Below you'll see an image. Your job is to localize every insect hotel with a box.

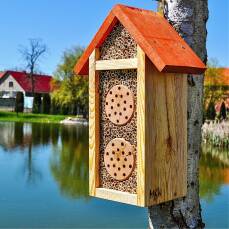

[75,4,206,207]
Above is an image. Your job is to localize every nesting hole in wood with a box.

[105,85,134,125]
[104,138,135,181]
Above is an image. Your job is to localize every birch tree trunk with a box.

[148,0,208,228]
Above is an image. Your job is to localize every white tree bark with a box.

[148,0,208,228]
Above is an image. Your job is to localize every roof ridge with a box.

[6,70,52,78]
[115,4,156,15]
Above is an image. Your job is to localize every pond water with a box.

[0,122,228,229]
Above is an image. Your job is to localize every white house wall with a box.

[0,74,25,96]
[0,74,33,109]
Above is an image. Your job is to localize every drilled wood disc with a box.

[105,85,134,125]
[104,138,135,181]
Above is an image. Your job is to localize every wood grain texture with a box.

[136,45,146,206]
[95,58,138,70]
[95,188,137,205]
[89,47,187,207]
[145,57,187,206]
[89,49,100,196]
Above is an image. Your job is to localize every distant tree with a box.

[51,99,61,115]
[51,47,88,117]
[219,102,227,120]
[19,39,47,96]
[14,92,24,114]
[206,101,216,120]
[53,46,84,81]
[32,93,41,113]
[60,104,70,115]
[204,59,224,110]
[42,93,51,114]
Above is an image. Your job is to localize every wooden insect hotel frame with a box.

[75,4,206,207]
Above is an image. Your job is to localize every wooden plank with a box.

[136,45,146,207]
[89,49,100,196]
[95,58,138,70]
[145,56,187,206]
[95,188,137,205]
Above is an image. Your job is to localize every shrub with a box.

[14,92,24,113]
[42,93,51,114]
[205,101,216,120]
[61,104,70,115]
[32,93,42,113]
[219,102,227,120]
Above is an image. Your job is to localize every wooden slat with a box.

[145,57,187,206]
[136,45,146,207]
[89,49,100,196]
[95,188,137,205]
[95,58,138,70]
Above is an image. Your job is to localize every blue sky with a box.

[0,0,228,75]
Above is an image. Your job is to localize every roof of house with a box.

[205,68,229,86]
[75,4,206,75]
[0,72,5,78]
[0,70,52,93]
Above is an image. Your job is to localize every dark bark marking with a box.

[187,111,190,120]
[170,201,188,229]
[187,75,195,87]
[194,120,199,126]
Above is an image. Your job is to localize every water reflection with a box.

[50,125,89,199]
[0,122,89,198]
[0,122,44,184]
[0,122,228,202]
[0,122,53,150]
[200,144,229,202]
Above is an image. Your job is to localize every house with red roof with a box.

[0,70,52,109]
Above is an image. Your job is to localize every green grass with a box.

[0,111,67,124]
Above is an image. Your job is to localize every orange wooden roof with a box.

[75,4,206,75]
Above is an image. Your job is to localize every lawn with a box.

[0,111,67,123]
